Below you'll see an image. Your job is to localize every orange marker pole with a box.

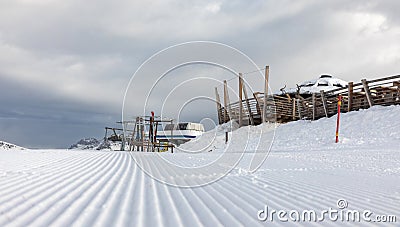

[335,95,342,143]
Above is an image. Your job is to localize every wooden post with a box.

[223,80,233,122]
[238,73,243,127]
[297,98,301,119]
[242,79,255,125]
[223,80,228,123]
[215,87,222,124]
[312,93,316,120]
[394,81,400,104]
[361,79,374,107]
[348,82,353,112]
[292,98,296,120]
[253,92,262,117]
[262,65,269,123]
[320,90,328,118]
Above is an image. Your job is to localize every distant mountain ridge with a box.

[69,138,100,150]
[69,137,121,151]
[0,141,26,150]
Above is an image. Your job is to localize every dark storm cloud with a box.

[0,0,399,148]
[0,76,119,148]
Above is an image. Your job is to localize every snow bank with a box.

[273,105,400,151]
[178,119,277,153]
[284,75,348,95]
[180,105,400,152]
[177,120,240,152]
[0,141,25,150]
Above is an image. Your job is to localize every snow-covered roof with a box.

[284,75,348,95]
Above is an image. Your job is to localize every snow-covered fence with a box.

[218,75,400,124]
[305,74,400,120]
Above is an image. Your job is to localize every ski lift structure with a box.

[108,112,175,152]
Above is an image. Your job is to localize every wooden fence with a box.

[218,75,400,125]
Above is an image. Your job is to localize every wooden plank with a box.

[312,93,316,120]
[348,82,353,112]
[214,87,223,124]
[242,78,255,125]
[292,98,296,120]
[320,90,328,117]
[367,75,400,84]
[253,92,262,117]
[223,80,230,123]
[361,79,374,107]
[297,98,301,119]
[223,99,231,120]
[396,81,400,104]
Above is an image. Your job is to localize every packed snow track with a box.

[0,149,399,226]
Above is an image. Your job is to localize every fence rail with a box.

[218,75,400,124]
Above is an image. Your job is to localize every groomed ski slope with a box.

[0,105,399,226]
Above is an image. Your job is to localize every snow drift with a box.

[284,74,348,95]
[0,141,25,150]
[180,105,400,152]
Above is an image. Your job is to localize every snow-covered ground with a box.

[0,141,25,150]
[0,106,399,226]
[180,105,400,153]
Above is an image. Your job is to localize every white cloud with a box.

[205,2,221,14]
[351,12,389,34]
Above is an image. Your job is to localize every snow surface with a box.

[284,75,348,95]
[0,105,399,226]
[180,105,400,153]
[0,141,25,150]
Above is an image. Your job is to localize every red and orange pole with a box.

[335,95,342,143]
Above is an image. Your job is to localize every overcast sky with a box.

[1,0,399,148]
